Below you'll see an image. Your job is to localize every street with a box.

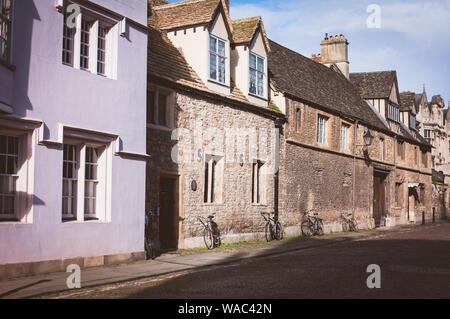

[45,222,450,299]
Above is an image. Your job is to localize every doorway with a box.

[373,172,387,227]
[159,177,178,251]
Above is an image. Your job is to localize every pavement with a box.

[0,221,447,299]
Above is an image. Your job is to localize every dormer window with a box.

[387,102,400,122]
[209,34,226,84]
[249,52,265,97]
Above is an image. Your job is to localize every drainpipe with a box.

[352,120,359,216]
[274,118,284,218]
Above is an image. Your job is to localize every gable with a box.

[210,10,229,40]
[250,29,266,57]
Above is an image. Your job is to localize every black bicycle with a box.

[301,212,324,237]
[261,212,283,242]
[341,212,358,232]
[198,214,221,250]
[145,212,156,260]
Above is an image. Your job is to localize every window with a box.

[97,25,107,75]
[147,90,172,128]
[380,138,385,161]
[252,161,264,204]
[295,108,301,132]
[397,141,405,160]
[204,155,223,204]
[424,129,433,139]
[387,103,400,122]
[341,124,350,151]
[61,4,113,77]
[0,135,17,218]
[249,52,264,97]
[62,141,109,221]
[422,150,428,168]
[84,147,99,218]
[317,115,328,145]
[414,147,418,164]
[409,114,416,130]
[209,34,226,84]
[80,18,91,70]
[395,183,402,207]
[419,185,425,204]
[62,144,78,219]
[0,0,12,63]
[62,9,75,66]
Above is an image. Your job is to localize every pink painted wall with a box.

[0,0,148,264]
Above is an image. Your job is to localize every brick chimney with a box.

[320,34,349,78]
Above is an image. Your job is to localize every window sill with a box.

[147,124,172,132]
[248,92,268,102]
[207,79,230,89]
[0,218,20,223]
[0,58,16,72]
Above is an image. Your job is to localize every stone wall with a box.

[147,85,277,249]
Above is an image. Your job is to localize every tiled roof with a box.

[349,71,397,99]
[268,40,388,130]
[400,91,417,113]
[152,0,232,33]
[232,17,270,51]
[147,26,207,91]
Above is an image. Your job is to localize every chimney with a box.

[320,33,349,78]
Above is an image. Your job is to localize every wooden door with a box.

[159,178,177,250]
[373,173,386,227]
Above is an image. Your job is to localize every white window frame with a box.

[208,33,227,84]
[62,2,116,78]
[0,127,34,223]
[249,52,265,97]
[62,139,110,222]
[203,154,223,204]
[341,123,350,151]
[317,115,328,145]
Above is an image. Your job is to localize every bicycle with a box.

[145,212,156,260]
[198,214,221,250]
[341,212,358,232]
[261,212,283,242]
[301,212,324,237]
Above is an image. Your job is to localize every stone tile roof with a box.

[400,91,417,114]
[231,17,270,51]
[349,71,397,100]
[147,26,208,91]
[268,40,387,130]
[151,0,232,33]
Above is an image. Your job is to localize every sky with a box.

[172,0,450,105]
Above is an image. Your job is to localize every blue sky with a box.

[172,0,450,104]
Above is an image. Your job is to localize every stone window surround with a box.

[203,154,224,205]
[251,159,267,205]
[147,85,175,130]
[317,114,329,146]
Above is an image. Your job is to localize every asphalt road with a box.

[50,223,450,299]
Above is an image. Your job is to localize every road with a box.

[47,222,450,299]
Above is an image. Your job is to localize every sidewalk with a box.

[0,222,445,299]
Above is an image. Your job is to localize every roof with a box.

[400,91,417,114]
[268,40,387,130]
[349,71,397,100]
[148,26,276,112]
[151,0,232,34]
[231,17,270,52]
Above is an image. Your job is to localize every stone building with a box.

[147,0,282,250]
[268,35,433,234]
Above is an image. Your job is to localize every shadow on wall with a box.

[12,0,40,117]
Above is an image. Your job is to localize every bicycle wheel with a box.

[301,220,314,237]
[265,222,273,242]
[316,219,324,236]
[275,221,283,240]
[342,220,349,232]
[204,228,214,250]
[349,220,358,232]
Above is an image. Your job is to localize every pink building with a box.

[0,0,149,278]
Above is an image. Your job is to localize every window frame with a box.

[317,115,328,145]
[249,51,265,97]
[62,8,75,66]
[203,155,223,204]
[208,33,227,84]
[0,134,19,220]
[251,160,265,205]
[147,88,174,129]
[341,123,350,151]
